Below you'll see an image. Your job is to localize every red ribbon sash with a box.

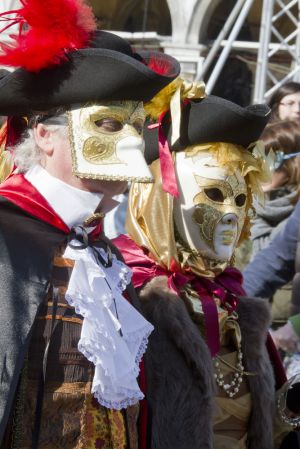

[113,234,244,357]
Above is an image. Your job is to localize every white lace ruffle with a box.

[63,243,153,410]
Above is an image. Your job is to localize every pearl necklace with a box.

[278,397,300,427]
[277,379,300,427]
[213,348,245,398]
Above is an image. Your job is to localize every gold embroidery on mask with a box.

[83,136,123,165]
[191,174,247,251]
[193,204,223,250]
[193,174,247,205]
[78,101,145,166]
[174,223,229,275]
[70,170,153,182]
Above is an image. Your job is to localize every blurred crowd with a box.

[241,82,300,375]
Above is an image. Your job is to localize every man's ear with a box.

[33,124,54,156]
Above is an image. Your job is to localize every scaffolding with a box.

[196,0,300,103]
[253,0,300,102]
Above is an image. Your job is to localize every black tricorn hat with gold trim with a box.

[144,95,271,164]
[0,0,180,115]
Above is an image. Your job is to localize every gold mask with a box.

[80,101,145,164]
[192,173,248,251]
[126,143,269,277]
[68,101,154,182]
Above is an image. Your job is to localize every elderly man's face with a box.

[36,123,128,196]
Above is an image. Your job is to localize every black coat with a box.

[0,195,141,446]
[0,196,67,444]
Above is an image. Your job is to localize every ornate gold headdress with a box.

[126,141,273,277]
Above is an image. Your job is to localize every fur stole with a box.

[139,276,275,449]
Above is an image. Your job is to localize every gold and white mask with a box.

[173,150,247,263]
[68,101,153,182]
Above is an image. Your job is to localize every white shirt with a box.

[25,164,103,229]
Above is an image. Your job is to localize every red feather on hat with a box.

[0,0,96,72]
[147,56,175,77]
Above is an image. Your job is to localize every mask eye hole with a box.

[204,187,224,203]
[235,193,246,207]
[94,118,123,132]
[132,119,144,135]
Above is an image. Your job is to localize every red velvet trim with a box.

[148,116,179,198]
[157,114,179,198]
[266,333,287,389]
[89,222,103,240]
[0,174,70,233]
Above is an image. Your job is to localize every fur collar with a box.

[139,276,275,449]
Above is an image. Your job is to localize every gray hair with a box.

[13,116,68,172]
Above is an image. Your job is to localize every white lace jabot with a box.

[64,244,153,409]
[25,164,154,409]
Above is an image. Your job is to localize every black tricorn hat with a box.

[144,95,271,164]
[0,31,180,116]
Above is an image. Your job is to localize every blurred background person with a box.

[251,120,300,327]
[251,119,300,259]
[236,83,300,272]
[243,198,300,374]
[268,81,300,122]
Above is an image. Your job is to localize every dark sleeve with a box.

[243,201,300,297]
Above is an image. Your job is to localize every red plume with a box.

[0,0,96,72]
[147,56,174,76]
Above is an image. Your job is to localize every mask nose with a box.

[221,213,238,226]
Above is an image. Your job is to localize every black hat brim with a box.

[0,48,180,115]
[144,95,271,164]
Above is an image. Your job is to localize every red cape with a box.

[0,174,69,233]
